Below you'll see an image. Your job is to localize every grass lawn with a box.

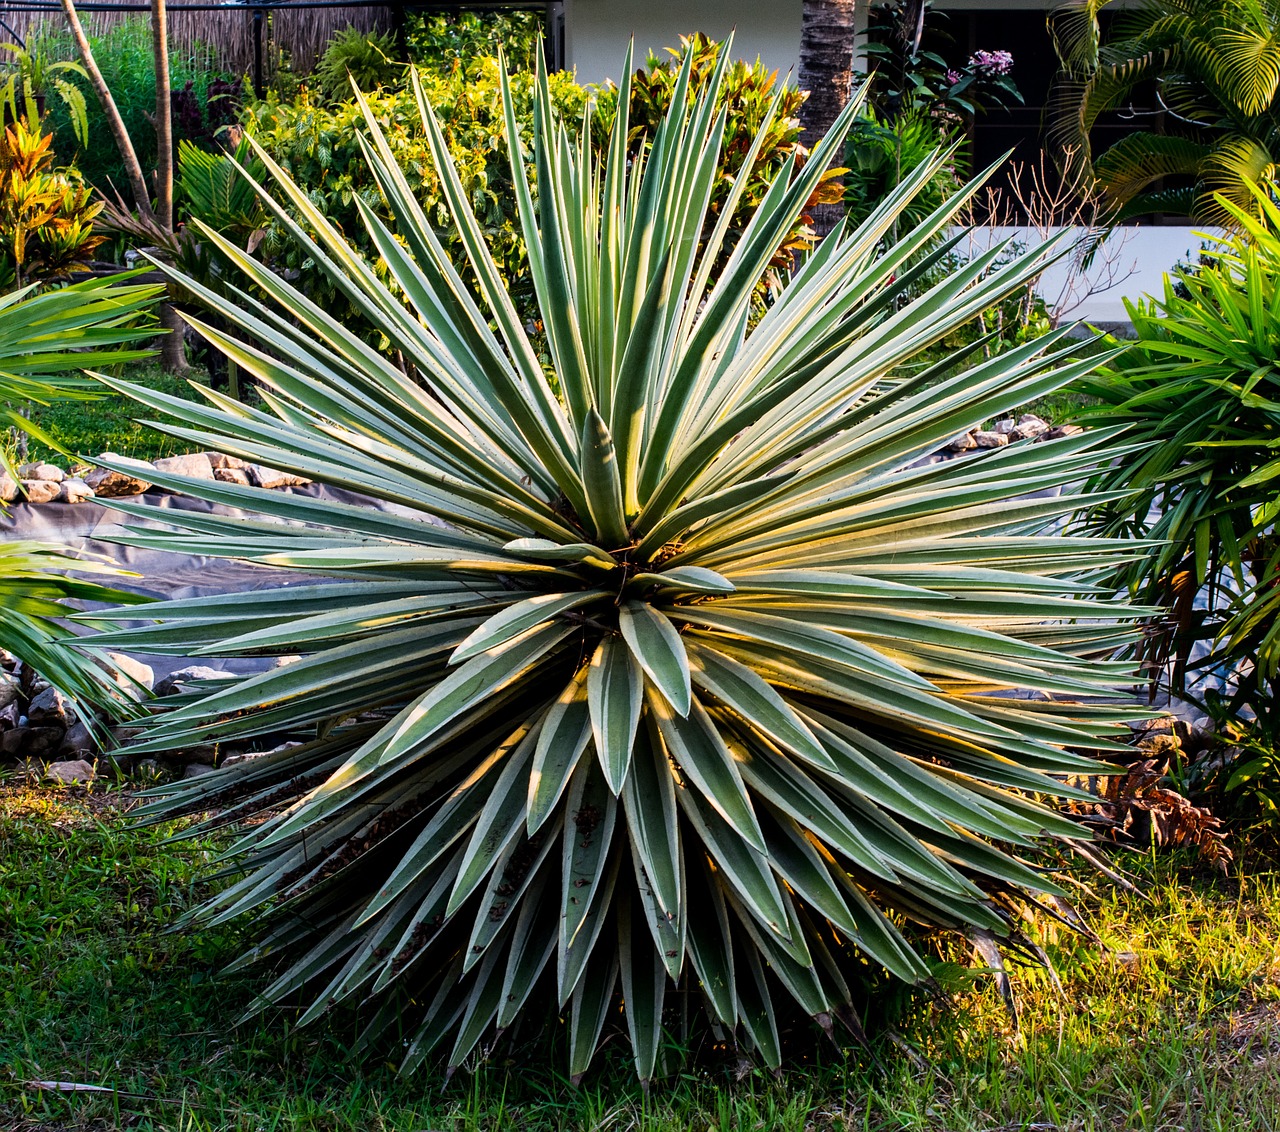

[11,363,211,468]
[1,782,1278,1131]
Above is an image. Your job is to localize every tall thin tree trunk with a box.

[152,0,187,373]
[151,0,173,232]
[59,0,154,221]
[798,0,859,238]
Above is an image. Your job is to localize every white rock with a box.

[248,464,310,489]
[20,479,60,504]
[1012,414,1050,440]
[946,432,978,452]
[45,759,96,783]
[18,462,64,483]
[57,478,94,504]
[0,474,17,502]
[992,418,1017,434]
[206,452,247,471]
[213,467,252,486]
[107,653,155,697]
[973,430,1010,448]
[153,452,215,481]
[0,674,18,710]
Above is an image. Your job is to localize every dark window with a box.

[867,5,1184,223]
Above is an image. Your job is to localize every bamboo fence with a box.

[0,0,390,74]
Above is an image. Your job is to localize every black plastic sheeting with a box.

[1,484,395,682]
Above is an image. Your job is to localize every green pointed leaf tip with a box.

[101,38,1144,1083]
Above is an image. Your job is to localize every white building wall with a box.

[564,0,803,87]
[956,226,1221,324]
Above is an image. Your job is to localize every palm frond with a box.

[0,275,162,708]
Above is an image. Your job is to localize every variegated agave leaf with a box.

[86,45,1144,1081]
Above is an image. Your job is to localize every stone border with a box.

[1,451,310,505]
[3,418,1077,505]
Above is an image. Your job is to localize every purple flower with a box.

[945,69,963,86]
[968,49,1014,77]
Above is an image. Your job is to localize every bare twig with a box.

[961,146,1140,326]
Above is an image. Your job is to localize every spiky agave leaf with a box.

[83,45,1147,1080]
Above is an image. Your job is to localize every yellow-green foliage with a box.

[592,34,823,277]
[0,120,103,288]
[244,60,589,320]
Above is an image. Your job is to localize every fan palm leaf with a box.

[0,276,162,711]
[1050,0,1280,224]
[86,47,1145,1080]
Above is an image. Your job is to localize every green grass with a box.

[2,781,1278,1130]
[12,363,211,468]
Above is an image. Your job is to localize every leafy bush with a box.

[0,40,90,147]
[1076,190,1280,732]
[244,58,587,322]
[91,50,1143,1081]
[315,26,401,105]
[247,36,823,330]
[593,34,825,286]
[405,8,544,73]
[27,18,233,193]
[844,109,962,233]
[0,121,103,288]
[0,276,161,708]
[861,0,1022,125]
[1049,0,1280,225]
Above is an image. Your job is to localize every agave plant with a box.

[0,276,161,708]
[86,46,1144,1080]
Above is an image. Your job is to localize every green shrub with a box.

[27,18,232,193]
[0,39,90,147]
[1049,0,1280,225]
[315,26,401,105]
[405,8,544,73]
[592,34,825,291]
[92,49,1142,1082]
[844,109,962,234]
[247,35,822,330]
[244,58,588,324]
[0,276,161,709]
[1076,188,1280,733]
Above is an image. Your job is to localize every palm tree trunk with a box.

[152,0,174,232]
[799,0,860,237]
